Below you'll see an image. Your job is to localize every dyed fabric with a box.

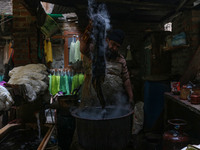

[44,40,53,63]
[0,81,6,87]
[79,74,84,85]
[51,75,60,95]
[3,42,9,64]
[68,75,73,94]
[60,76,67,95]
[74,40,81,62]
[0,75,4,82]
[49,73,84,95]
[65,75,70,95]
[71,74,84,94]
[69,42,75,63]
[71,74,79,94]
[48,75,52,93]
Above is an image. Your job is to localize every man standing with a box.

[80,23,134,107]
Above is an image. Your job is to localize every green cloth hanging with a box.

[60,75,67,94]
[71,74,79,94]
[48,75,52,94]
[68,75,73,94]
[71,74,85,94]
[51,75,60,95]
[0,75,4,82]
[65,75,70,95]
[79,74,84,85]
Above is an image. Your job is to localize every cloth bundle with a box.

[0,85,14,111]
[8,64,49,101]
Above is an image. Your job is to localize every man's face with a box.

[107,40,121,52]
[106,39,121,59]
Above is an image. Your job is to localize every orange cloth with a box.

[8,42,13,59]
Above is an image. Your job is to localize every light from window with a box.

[164,22,172,32]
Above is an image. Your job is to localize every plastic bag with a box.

[132,101,144,134]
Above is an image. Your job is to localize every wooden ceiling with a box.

[38,0,198,23]
[22,0,199,32]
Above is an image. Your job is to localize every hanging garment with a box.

[63,75,70,95]
[44,40,53,63]
[51,75,60,95]
[126,49,132,61]
[48,75,52,94]
[74,39,81,62]
[3,42,9,65]
[78,73,85,85]
[68,75,73,94]
[8,42,13,61]
[60,75,68,95]
[71,74,85,94]
[71,74,79,94]
[69,41,75,63]
[0,75,4,82]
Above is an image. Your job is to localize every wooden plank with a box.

[64,35,69,68]
[37,125,55,150]
[0,123,19,135]
[165,92,200,116]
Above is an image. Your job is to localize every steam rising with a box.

[88,0,111,32]
[87,0,111,78]
[77,0,133,119]
[75,106,131,120]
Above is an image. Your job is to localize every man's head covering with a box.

[107,29,125,45]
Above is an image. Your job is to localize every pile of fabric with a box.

[8,64,49,102]
[0,85,14,111]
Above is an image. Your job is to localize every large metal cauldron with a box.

[71,106,133,150]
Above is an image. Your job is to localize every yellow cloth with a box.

[44,40,53,63]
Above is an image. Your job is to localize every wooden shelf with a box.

[163,45,190,52]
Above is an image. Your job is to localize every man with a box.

[80,23,134,107]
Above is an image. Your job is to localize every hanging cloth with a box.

[78,73,85,85]
[74,39,81,62]
[71,74,79,94]
[51,75,60,95]
[68,75,73,94]
[71,73,85,94]
[126,49,132,61]
[48,74,52,94]
[0,75,4,82]
[60,75,67,95]
[3,42,9,64]
[69,41,75,63]
[44,40,53,63]
[8,42,13,60]
[64,75,70,95]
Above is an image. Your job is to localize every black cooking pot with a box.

[71,106,134,150]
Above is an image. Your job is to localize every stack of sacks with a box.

[0,85,14,111]
[8,64,49,102]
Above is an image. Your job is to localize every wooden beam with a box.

[96,0,177,10]
[176,0,190,12]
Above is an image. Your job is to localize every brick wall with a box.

[13,0,38,67]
